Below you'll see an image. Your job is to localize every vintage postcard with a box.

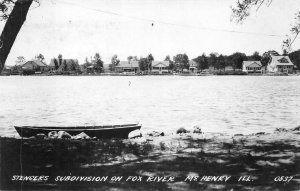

[0,0,299,190]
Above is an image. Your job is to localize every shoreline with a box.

[1,73,299,77]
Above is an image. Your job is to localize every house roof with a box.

[270,55,294,66]
[49,59,79,67]
[243,61,262,67]
[152,61,169,67]
[115,61,139,68]
[189,60,197,67]
[23,60,47,67]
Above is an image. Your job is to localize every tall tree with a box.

[147,54,154,72]
[94,53,104,73]
[58,54,63,67]
[127,56,133,62]
[208,52,218,69]
[0,0,34,72]
[110,54,119,71]
[138,57,149,72]
[53,58,58,70]
[111,54,120,66]
[164,55,174,71]
[228,52,247,70]
[36,53,44,62]
[194,53,208,71]
[164,55,170,61]
[218,55,226,70]
[173,53,189,72]
[63,59,67,71]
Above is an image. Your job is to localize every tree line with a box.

[9,49,299,74]
[108,50,299,72]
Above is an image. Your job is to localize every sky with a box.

[1,0,300,65]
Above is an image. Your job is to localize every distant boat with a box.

[14,123,141,139]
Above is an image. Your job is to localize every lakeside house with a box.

[22,60,48,73]
[114,61,140,74]
[242,61,263,73]
[151,61,170,74]
[189,60,198,73]
[267,55,294,73]
[49,59,79,72]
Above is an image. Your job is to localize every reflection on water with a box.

[0,75,299,137]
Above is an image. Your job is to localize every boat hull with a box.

[14,124,141,139]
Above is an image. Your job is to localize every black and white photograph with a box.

[0,0,300,190]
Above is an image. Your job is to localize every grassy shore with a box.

[1,127,299,190]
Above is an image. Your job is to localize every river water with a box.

[0,75,299,137]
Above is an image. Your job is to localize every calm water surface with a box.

[0,75,299,137]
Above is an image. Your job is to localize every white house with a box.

[267,55,294,73]
[189,60,198,73]
[151,61,170,74]
[242,61,262,73]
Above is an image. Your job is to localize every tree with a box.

[218,55,226,70]
[82,57,91,72]
[127,56,133,62]
[289,49,300,69]
[164,55,170,61]
[173,54,189,72]
[261,50,279,67]
[133,56,138,61]
[208,52,218,69]
[0,0,35,72]
[164,55,175,71]
[15,56,25,65]
[94,53,104,73]
[138,57,149,72]
[63,59,67,71]
[248,51,261,61]
[36,53,44,62]
[53,58,59,70]
[58,54,63,67]
[147,54,154,72]
[194,53,208,71]
[111,55,120,66]
[231,0,299,53]
[110,54,119,71]
[228,52,247,70]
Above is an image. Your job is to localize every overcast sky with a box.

[1,0,300,65]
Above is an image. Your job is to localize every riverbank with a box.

[1,126,299,190]
[2,71,299,76]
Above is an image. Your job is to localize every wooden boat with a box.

[14,123,141,139]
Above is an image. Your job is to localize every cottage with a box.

[242,61,262,73]
[22,60,48,73]
[267,55,294,73]
[114,61,139,74]
[151,61,170,74]
[189,60,198,73]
